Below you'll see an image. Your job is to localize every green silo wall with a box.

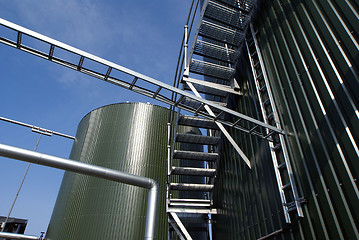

[212,0,359,239]
[45,103,172,240]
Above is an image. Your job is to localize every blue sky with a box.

[0,0,190,236]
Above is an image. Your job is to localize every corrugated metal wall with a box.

[213,0,358,239]
[45,103,171,240]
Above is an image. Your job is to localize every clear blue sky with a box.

[0,0,190,236]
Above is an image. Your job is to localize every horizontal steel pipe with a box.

[0,143,159,240]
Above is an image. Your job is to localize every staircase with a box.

[167,0,258,238]
[167,113,219,239]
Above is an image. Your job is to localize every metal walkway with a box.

[0,17,281,140]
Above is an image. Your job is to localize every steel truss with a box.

[0,17,282,140]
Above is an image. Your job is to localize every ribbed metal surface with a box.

[205,1,251,29]
[213,0,359,239]
[194,39,239,63]
[190,59,235,80]
[45,103,171,240]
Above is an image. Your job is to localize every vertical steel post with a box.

[184,25,189,77]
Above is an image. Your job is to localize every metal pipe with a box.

[0,232,40,240]
[167,123,172,176]
[184,25,188,73]
[0,116,75,140]
[0,143,159,240]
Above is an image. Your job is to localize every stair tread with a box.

[178,115,219,129]
[170,183,214,191]
[205,0,251,30]
[198,20,245,47]
[172,166,216,177]
[176,133,220,145]
[167,207,217,214]
[169,198,211,203]
[189,58,235,80]
[169,201,212,208]
[179,97,225,115]
[193,39,239,63]
[173,150,219,161]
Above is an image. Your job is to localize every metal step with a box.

[205,0,251,29]
[173,150,219,162]
[176,133,220,145]
[178,115,219,129]
[189,58,235,80]
[193,39,239,63]
[171,166,216,177]
[169,199,212,208]
[180,96,226,113]
[170,183,214,191]
[168,207,217,214]
[199,20,244,47]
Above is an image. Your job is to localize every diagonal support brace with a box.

[186,82,251,168]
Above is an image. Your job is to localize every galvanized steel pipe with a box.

[0,143,159,240]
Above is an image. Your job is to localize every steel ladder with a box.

[245,23,304,223]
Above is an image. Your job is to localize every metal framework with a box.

[0,0,307,238]
[0,17,281,139]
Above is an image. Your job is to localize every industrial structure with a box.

[0,216,27,234]
[0,0,358,239]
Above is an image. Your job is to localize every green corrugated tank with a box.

[45,103,172,240]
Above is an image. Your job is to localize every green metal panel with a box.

[213,0,359,239]
[45,103,172,240]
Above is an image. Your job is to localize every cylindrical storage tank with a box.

[45,103,172,240]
